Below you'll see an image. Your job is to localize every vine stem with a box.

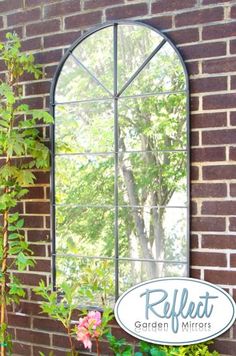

[67,326,75,356]
[95,338,100,356]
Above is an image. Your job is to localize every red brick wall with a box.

[2,0,236,355]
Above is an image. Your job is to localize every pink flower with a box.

[76,311,102,350]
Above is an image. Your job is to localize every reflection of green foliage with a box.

[55,24,188,301]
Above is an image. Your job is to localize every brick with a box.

[35,49,63,65]
[186,61,199,75]
[229,217,236,231]
[26,19,61,37]
[191,166,199,180]
[23,215,44,228]
[179,42,226,60]
[191,112,227,129]
[230,183,236,196]
[152,0,197,13]
[30,259,51,272]
[191,200,197,215]
[202,129,236,145]
[34,171,50,184]
[44,0,81,19]
[175,8,224,27]
[21,97,44,110]
[65,11,102,29]
[231,5,236,19]
[0,27,23,42]
[29,244,46,257]
[230,147,236,161]
[46,216,50,229]
[167,28,199,45]
[33,346,65,356]
[21,37,42,52]
[231,75,236,90]
[203,165,236,180]
[25,81,51,96]
[143,16,173,31]
[28,230,50,243]
[230,39,236,54]
[191,251,227,267]
[203,0,230,3]
[44,65,57,79]
[230,112,236,126]
[16,329,50,346]
[205,270,236,285]
[203,94,236,110]
[106,3,148,20]
[24,187,44,200]
[213,340,236,356]
[7,8,41,26]
[15,272,47,286]
[202,235,236,249]
[44,31,80,48]
[26,0,58,5]
[203,23,236,40]
[191,131,199,146]
[85,0,124,10]
[230,254,236,267]
[8,314,31,328]
[191,96,199,111]
[190,268,201,279]
[191,183,227,198]
[0,17,4,29]
[52,334,72,348]
[191,147,225,162]
[190,234,199,249]
[202,201,236,215]
[0,0,23,12]
[12,342,32,356]
[191,217,225,231]
[203,57,236,74]
[26,201,50,214]
[190,76,227,93]
[33,317,65,332]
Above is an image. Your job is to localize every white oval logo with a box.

[114,278,236,345]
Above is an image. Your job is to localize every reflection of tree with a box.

[54,24,187,292]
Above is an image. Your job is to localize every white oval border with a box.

[114,277,236,345]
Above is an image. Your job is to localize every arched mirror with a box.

[51,21,189,306]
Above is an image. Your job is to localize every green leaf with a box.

[16,218,24,229]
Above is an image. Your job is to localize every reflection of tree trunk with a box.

[120,158,157,279]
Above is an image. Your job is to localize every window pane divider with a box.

[53,253,187,264]
[54,149,188,156]
[70,51,113,97]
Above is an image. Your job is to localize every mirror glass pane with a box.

[56,206,115,257]
[73,27,114,93]
[55,55,110,103]
[55,154,114,205]
[118,207,187,261]
[55,101,114,154]
[118,94,187,151]
[119,261,187,294]
[121,42,186,97]
[117,24,163,91]
[56,257,115,306]
[118,152,187,207]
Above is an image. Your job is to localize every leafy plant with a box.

[34,280,113,356]
[137,340,220,356]
[34,281,80,356]
[106,333,133,356]
[0,32,53,355]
